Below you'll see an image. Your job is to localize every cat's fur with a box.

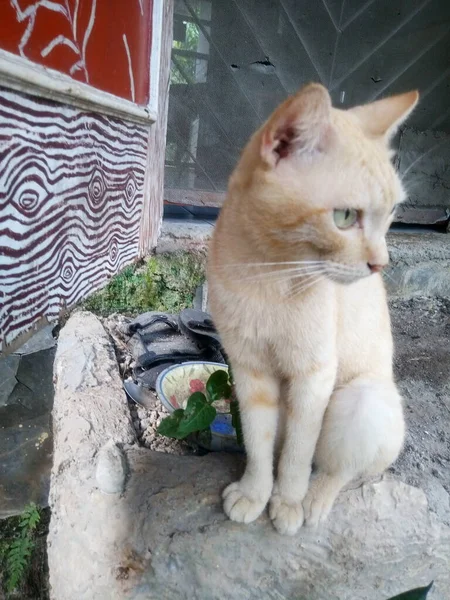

[207,83,418,535]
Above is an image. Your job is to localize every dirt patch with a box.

[100,314,192,455]
[389,296,450,525]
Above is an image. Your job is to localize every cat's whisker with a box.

[219,260,327,270]
[326,263,363,275]
[287,273,326,299]
[235,265,327,283]
[288,277,325,300]
[382,270,396,285]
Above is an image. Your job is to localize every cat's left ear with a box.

[260,83,333,167]
[349,90,419,142]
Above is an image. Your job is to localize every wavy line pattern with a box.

[0,87,148,348]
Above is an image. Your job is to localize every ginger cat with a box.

[207,83,418,535]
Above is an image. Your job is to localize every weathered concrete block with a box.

[385,232,450,298]
[397,127,450,222]
[48,308,450,600]
[156,219,213,254]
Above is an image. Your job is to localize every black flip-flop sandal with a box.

[124,311,226,403]
[178,309,227,363]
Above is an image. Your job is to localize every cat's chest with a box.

[231,286,335,346]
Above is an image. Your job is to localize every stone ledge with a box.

[47,309,450,600]
[156,219,213,254]
[385,231,450,298]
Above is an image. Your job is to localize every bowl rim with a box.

[155,361,229,414]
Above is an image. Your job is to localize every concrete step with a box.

[386,231,450,298]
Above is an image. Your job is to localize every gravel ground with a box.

[127,399,191,455]
[101,314,192,455]
[389,295,450,524]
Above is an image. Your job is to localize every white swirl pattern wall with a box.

[0,87,148,347]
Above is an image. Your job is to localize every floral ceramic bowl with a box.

[155,361,241,452]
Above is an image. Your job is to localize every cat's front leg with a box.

[270,368,335,535]
[223,367,279,524]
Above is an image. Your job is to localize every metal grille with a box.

[165,0,450,223]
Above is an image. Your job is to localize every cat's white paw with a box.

[302,480,335,527]
[269,490,304,536]
[222,480,270,524]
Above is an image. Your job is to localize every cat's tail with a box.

[304,377,404,526]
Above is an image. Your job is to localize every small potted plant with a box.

[156,363,243,451]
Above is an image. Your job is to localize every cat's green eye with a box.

[333,208,358,229]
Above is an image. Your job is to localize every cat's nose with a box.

[368,262,386,273]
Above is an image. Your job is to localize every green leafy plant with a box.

[143,253,206,313]
[157,369,243,444]
[387,582,433,600]
[0,502,41,593]
[82,252,205,316]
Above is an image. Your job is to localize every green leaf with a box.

[230,400,244,446]
[0,540,10,561]
[387,582,433,600]
[19,503,40,532]
[157,409,185,439]
[178,392,217,436]
[5,535,34,592]
[206,370,232,402]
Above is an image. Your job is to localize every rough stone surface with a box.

[96,439,128,495]
[385,232,450,298]
[390,296,450,527]
[397,127,450,222]
[48,305,450,599]
[156,219,213,254]
[48,311,136,596]
[0,354,20,407]
[49,446,450,600]
[0,347,55,517]
[193,283,209,312]
[13,324,57,355]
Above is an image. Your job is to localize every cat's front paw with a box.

[269,489,304,535]
[222,480,270,524]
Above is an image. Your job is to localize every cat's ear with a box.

[261,83,333,167]
[349,91,419,141]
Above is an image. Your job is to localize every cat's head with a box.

[231,83,418,284]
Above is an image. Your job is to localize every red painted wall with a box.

[0,0,153,105]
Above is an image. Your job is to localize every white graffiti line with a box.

[10,0,68,21]
[17,11,36,57]
[41,35,80,57]
[137,0,144,16]
[67,0,80,41]
[81,0,97,84]
[122,34,135,103]
[64,0,88,82]
[73,0,80,40]
[69,59,84,75]
[9,0,95,83]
